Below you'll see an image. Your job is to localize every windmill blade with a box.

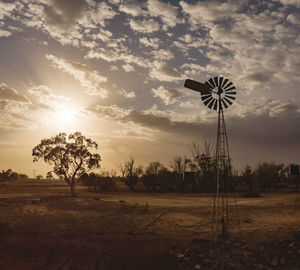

[184,79,211,94]
[224,82,233,90]
[219,77,224,87]
[214,77,219,87]
[203,96,213,105]
[221,78,228,88]
[201,94,212,101]
[225,94,235,100]
[226,91,236,95]
[221,99,229,109]
[208,99,216,109]
[225,86,236,92]
[218,100,223,111]
[208,78,216,88]
[223,97,233,105]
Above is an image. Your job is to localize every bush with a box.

[80,173,117,192]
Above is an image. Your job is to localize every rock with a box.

[177,253,184,259]
[203,258,210,264]
[280,258,285,264]
[119,200,125,203]
[194,264,201,269]
[271,257,278,266]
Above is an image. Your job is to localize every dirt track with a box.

[0,182,299,269]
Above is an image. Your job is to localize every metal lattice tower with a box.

[184,76,240,240]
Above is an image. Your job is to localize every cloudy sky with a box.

[0,0,299,176]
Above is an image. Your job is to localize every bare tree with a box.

[170,156,191,192]
[119,156,142,191]
[190,138,215,175]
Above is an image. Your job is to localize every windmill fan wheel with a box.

[201,77,236,111]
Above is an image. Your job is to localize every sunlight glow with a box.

[54,104,77,126]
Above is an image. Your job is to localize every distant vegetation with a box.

[79,139,298,194]
[0,169,28,182]
[2,134,297,196]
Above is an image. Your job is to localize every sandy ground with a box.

[0,181,299,269]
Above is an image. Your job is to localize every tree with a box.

[170,156,191,192]
[241,165,254,191]
[36,175,43,180]
[32,132,101,196]
[189,139,216,192]
[46,171,53,180]
[254,162,283,191]
[119,156,142,191]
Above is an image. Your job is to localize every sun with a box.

[54,104,77,126]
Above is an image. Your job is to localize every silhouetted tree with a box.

[241,165,254,191]
[36,175,43,180]
[190,139,216,192]
[254,162,283,191]
[32,132,101,196]
[119,156,142,191]
[46,171,53,180]
[170,156,191,192]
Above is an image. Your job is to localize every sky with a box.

[0,0,299,177]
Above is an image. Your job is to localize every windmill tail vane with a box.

[184,76,240,240]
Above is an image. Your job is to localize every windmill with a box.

[184,77,240,240]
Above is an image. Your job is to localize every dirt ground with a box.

[0,181,299,269]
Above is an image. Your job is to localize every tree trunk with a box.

[70,182,76,197]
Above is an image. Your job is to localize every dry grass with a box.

[0,181,299,269]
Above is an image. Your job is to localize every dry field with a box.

[0,181,299,269]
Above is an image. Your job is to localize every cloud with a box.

[45,54,108,97]
[119,2,146,16]
[0,29,12,37]
[45,0,87,30]
[118,88,136,98]
[85,47,120,62]
[147,0,182,29]
[152,86,182,105]
[180,0,247,27]
[278,0,300,8]
[152,49,174,60]
[28,84,69,111]
[0,84,34,130]
[87,104,130,120]
[0,84,30,103]
[122,63,135,72]
[129,18,160,33]
[139,37,160,49]
[287,14,300,24]
[150,63,183,81]
[0,2,15,20]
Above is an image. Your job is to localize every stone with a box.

[271,257,278,266]
[194,264,201,269]
[203,258,210,264]
[177,253,184,259]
